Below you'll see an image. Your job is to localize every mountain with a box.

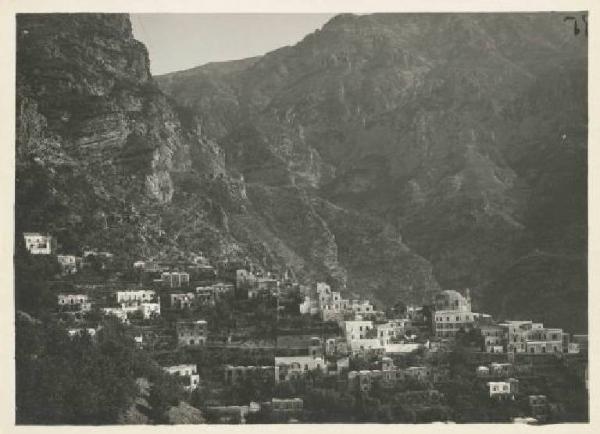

[15,13,440,306]
[15,13,587,332]
[156,13,587,332]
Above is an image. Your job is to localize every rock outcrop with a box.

[16,13,587,331]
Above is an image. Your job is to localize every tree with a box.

[147,373,184,424]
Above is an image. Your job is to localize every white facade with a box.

[384,343,422,354]
[376,320,408,346]
[171,292,196,309]
[139,302,161,319]
[57,255,78,274]
[67,328,97,339]
[501,321,562,353]
[433,310,476,337]
[161,271,190,288]
[116,290,156,305]
[23,232,54,255]
[58,294,91,311]
[299,296,319,315]
[102,307,131,323]
[163,364,200,391]
[487,379,519,399]
[349,338,383,354]
[344,320,373,342]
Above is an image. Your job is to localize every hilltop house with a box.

[432,290,477,338]
[23,232,55,255]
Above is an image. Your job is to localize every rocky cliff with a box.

[157,13,587,331]
[16,13,587,331]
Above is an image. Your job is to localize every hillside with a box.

[15,13,440,310]
[15,13,587,332]
[157,13,587,332]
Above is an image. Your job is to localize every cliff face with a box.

[157,13,587,331]
[15,13,440,306]
[16,14,235,263]
[16,13,587,331]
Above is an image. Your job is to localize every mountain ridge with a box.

[15,12,587,332]
[156,12,587,332]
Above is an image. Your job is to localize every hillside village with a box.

[16,231,589,424]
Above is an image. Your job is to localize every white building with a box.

[525,327,563,354]
[102,307,131,323]
[348,299,375,315]
[479,324,506,353]
[432,290,482,338]
[116,290,157,305]
[58,294,92,312]
[177,320,208,347]
[487,379,519,399]
[163,364,200,391]
[161,271,190,288]
[171,292,196,309]
[384,343,422,355]
[344,320,374,342]
[349,338,383,354]
[275,356,327,383]
[376,320,409,346]
[57,255,78,274]
[23,232,54,255]
[500,321,562,353]
[139,302,161,319]
[67,327,97,339]
[299,296,319,315]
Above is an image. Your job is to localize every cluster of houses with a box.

[23,232,115,274]
[24,230,588,423]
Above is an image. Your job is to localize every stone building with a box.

[161,271,190,288]
[170,292,196,309]
[487,378,519,399]
[58,293,92,313]
[57,254,79,274]
[176,320,208,347]
[432,290,477,338]
[480,324,506,353]
[274,356,327,383]
[163,364,200,391]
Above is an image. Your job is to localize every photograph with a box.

[12,8,588,425]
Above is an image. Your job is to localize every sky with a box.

[131,14,335,76]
